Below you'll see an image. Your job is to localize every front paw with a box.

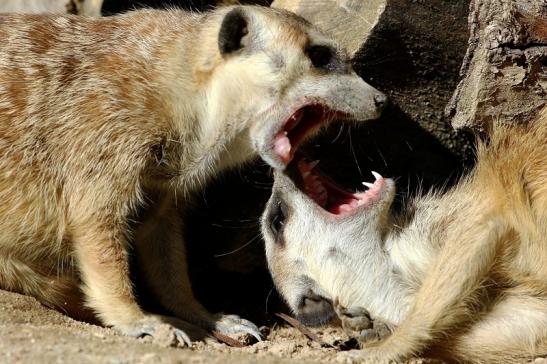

[356,320,393,346]
[114,313,207,347]
[212,313,263,342]
[334,300,393,346]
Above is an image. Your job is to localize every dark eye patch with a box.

[306,45,333,69]
[270,201,287,238]
[305,44,348,73]
[269,199,288,242]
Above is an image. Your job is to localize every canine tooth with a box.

[284,131,288,136]
[362,182,375,189]
[371,171,382,180]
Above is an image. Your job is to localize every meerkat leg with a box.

[453,292,547,362]
[71,218,194,346]
[341,217,506,363]
[133,195,262,341]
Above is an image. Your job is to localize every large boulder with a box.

[447,0,547,131]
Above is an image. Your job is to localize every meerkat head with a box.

[196,6,387,169]
[261,158,396,325]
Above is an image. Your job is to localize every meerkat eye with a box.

[270,201,288,238]
[306,45,334,69]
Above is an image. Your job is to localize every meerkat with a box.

[262,107,547,363]
[0,6,386,345]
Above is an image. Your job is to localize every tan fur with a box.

[0,6,385,343]
[262,108,547,363]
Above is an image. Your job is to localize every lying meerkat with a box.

[262,107,547,362]
[0,6,387,345]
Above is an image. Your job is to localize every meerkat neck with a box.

[386,185,474,318]
[132,10,253,192]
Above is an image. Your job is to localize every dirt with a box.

[1,289,433,364]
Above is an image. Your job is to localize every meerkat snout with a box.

[202,7,387,170]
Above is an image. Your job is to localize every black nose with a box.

[374,93,388,110]
[296,293,335,327]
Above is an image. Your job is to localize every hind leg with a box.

[0,252,96,322]
[133,194,262,342]
[339,218,506,363]
[452,291,547,363]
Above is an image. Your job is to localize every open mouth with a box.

[291,156,389,215]
[273,104,343,165]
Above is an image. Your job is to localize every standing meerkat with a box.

[262,107,547,362]
[0,6,386,345]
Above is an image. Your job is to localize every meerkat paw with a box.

[212,314,263,342]
[114,314,208,348]
[356,321,393,346]
[334,300,394,346]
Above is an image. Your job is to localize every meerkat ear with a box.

[218,8,249,56]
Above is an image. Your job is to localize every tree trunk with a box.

[446,0,547,131]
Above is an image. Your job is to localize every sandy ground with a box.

[3,289,547,364]
[0,289,358,364]
[0,288,450,364]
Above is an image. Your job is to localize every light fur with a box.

[262,107,547,362]
[0,6,385,343]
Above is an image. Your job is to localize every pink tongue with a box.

[274,134,292,164]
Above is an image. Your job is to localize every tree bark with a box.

[446,0,547,131]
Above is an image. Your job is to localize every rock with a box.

[271,0,387,56]
[446,0,547,131]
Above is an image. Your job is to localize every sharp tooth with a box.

[284,131,288,136]
[362,182,375,189]
[371,171,382,180]
[309,160,320,169]
[302,171,311,178]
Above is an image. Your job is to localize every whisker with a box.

[213,233,261,258]
[265,286,275,315]
[331,123,345,144]
[348,131,363,179]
